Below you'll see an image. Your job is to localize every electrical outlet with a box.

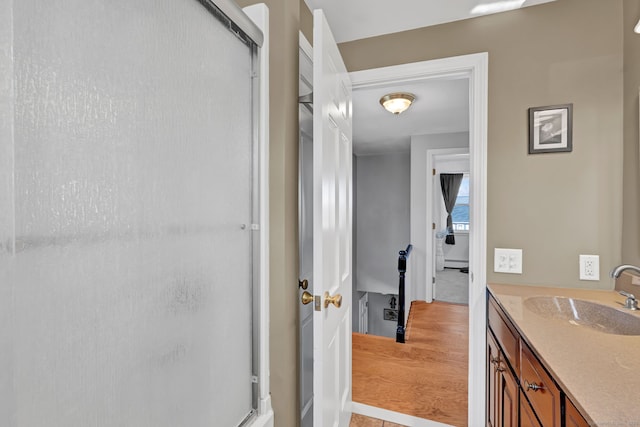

[579,255,600,281]
[494,248,523,274]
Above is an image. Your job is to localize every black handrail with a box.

[396,244,412,343]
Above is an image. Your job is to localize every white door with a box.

[312,9,353,427]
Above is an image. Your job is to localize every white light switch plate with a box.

[494,248,523,274]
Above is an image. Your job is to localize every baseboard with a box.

[351,402,454,427]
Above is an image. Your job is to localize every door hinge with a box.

[433,168,436,176]
[432,277,436,284]
[432,223,436,230]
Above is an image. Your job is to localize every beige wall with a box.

[236,0,300,425]
[299,0,312,44]
[623,0,640,265]
[340,0,625,289]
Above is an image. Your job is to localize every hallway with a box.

[352,301,469,427]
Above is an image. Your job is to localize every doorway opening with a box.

[430,150,470,306]
[349,53,488,426]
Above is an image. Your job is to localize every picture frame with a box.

[383,308,398,321]
[528,103,573,154]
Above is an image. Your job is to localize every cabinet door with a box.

[487,332,500,427]
[520,392,542,427]
[565,398,590,427]
[500,363,519,427]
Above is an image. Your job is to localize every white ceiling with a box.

[304,0,557,155]
[304,0,557,43]
[353,78,469,156]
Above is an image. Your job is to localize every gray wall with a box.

[355,152,411,295]
[367,292,399,338]
[352,155,360,333]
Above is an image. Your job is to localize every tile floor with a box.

[350,414,407,427]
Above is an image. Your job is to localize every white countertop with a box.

[488,283,640,426]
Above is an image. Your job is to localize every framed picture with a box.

[528,104,573,154]
[383,308,398,321]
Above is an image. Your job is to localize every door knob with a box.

[324,292,342,309]
[301,291,314,305]
[299,279,309,290]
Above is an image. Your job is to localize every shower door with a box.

[0,1,260,426]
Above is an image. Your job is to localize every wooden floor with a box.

[350,413,406,427]
[352,301,469,427]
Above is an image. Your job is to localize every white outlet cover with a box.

[494,248,523,274]
[579,254,600,281]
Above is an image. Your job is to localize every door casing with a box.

[349,52,488,425]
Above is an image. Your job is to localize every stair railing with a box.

[396,244,413,343]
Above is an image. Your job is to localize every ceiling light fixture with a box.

[471,0,525,15]
[379,92,415,115]
[635,18,640,34]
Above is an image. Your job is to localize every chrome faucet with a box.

[619,291,639,310]
[610,264,640,279]
[611,265,640,310]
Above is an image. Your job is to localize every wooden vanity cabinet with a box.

[487,331,518,427]
[520,391,542,427]
[487,292,590,427]
[565,397,590,427]
[486,332,499,427]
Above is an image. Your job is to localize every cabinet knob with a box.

[524,379,544,392]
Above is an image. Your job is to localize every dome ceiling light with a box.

[379,92,416,115]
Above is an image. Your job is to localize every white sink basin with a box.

[524,296,640,336]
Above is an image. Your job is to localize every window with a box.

[452,175,469,231]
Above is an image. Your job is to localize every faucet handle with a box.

[619,291,638,310]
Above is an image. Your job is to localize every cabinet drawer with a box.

[488,297,519,373]
[520,341,561,427]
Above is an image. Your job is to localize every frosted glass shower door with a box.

[0,1,259,426]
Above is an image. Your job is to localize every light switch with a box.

[494,248,523,274]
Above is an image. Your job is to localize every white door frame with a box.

[426,148,469,302]
[349,52,488,425]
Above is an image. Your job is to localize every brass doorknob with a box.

[299,279,309,290]
[324,292,342,309]
[301,291,314,305]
